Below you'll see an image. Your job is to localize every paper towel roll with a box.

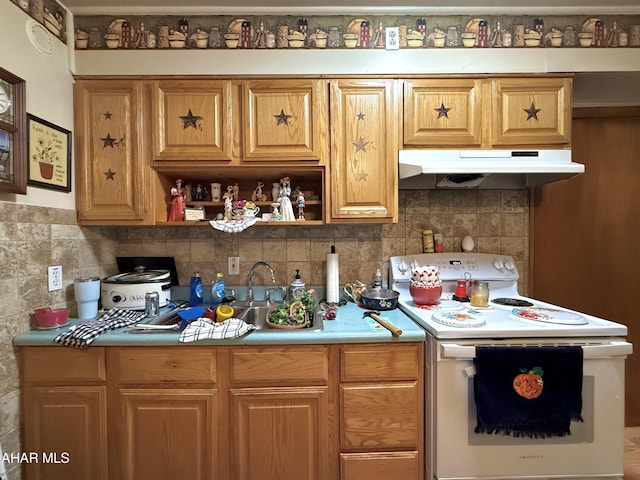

[326,248,340,304]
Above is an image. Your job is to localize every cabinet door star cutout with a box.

[524,103,541,121]
[100,133,125,148]
[104,169,116,180]
[274,109,292,126]
[103,111,112,119]
[356,111,366,121]
[353,136,370,153]
[435,102,451,118]
[180,109,203,129]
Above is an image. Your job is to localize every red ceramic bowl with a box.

[409,284,443,306]
[31,308,70,329]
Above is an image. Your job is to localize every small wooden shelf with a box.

[157,220,324,226]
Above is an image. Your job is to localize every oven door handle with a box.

[441,341,633,359]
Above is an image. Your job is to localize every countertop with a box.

[13,301,425,347]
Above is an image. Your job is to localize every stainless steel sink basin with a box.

[233,301,324,332]
[139,301,323,332]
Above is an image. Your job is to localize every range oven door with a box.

[426,337,632,480]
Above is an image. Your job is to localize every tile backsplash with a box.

[0,187,528,478]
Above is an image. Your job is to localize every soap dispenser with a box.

[290,269,305,300]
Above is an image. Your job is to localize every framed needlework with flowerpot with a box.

[27,114,71,192]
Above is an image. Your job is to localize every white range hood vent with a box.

[398,149,585,189]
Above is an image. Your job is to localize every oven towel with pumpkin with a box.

[473,345,583,438]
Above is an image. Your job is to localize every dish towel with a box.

[54,308,145,348]
[474,345,583,438]
[179,317,255,343]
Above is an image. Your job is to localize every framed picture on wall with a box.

[27,114,71,192]
[0,66,27,194]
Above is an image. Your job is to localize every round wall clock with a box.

[25,19,55,55]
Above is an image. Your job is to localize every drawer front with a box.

[341,344,422,382]
[231,347,329,385]
[21,347,106,383]
[341,383,420,449]
[111,348,216,384]
[340,452,421,480]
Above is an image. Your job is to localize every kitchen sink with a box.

[139,301,323,332]
[232,301,324,332]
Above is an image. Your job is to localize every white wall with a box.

[0,1,75,210]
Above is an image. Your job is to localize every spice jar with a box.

[469,281,490,307]
[422,229,435,253]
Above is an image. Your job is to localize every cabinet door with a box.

[491,77,572,146]
[151,79,233,161]
[404,79,483,146]
[115,388,217,480]
[23,386,108,480]
[330,80,399,222]
[242,79,328,161]
[74,80,148,223]
[230,386,329,480]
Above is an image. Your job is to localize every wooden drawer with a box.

[111,347,216,384]
[341,383,420,449]
[340,452,421,480]
[21,346,106,383]
[341,343,422,382]
[231,346,329,385]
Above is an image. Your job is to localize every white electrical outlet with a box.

[228,257,240,275]
[385,27,400,50]
[48,265,63,291]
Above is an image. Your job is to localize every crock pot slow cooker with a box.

[101,269,172,310]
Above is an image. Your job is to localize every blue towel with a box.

[474,345,583,438]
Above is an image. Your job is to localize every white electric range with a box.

[389,252,632,480]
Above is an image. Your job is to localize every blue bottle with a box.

[190,272,203,307]
[211,272,225,307]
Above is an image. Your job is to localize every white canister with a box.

[74,276,101,319]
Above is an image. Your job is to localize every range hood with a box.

[398,149,585,189]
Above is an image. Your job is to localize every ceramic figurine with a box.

[168,178,186,222]
[252,181,267,202]
[271,203,282,221]
[278,176,296,221]
[223,186,234,221]
[232,182,240,202]
[294,187,305,220]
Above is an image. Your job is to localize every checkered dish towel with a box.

[179,317,255,343]
[54,308,145,348]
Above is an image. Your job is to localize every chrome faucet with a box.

[246,261,277,305]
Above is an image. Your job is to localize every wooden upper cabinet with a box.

[74,79,148,224]
[241,79,328,162]
[151,79,233,162]
[404,78,483,147]
[330,79,400,222]
[491,77,572,147]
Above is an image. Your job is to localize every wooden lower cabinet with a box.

[115,388,217,480]
[230,386,329,480]
[339,343,424,480]
[23,386,108,480]
[20,347,108,480]
[20,342,424,480]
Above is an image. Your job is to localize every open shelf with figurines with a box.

[153,166,326,226]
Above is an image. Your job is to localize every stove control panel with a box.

[390,252,519,283]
